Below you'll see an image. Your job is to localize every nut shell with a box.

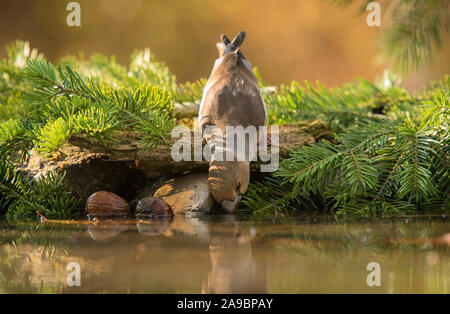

[86,191,129,217]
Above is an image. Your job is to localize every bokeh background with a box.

[0,0,448,89]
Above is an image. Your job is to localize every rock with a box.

[86,191,130,217]
[136,197,173,218]
[153,172,215,214]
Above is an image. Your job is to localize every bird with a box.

[198,31,267,212]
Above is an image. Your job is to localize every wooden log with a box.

[16,119,331,200]
[18,119,332,181]
[64,119,332,173]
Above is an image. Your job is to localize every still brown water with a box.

[0,214,449,293]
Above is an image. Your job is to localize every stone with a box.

[85,191,129,217]
[153,172,215,214]
[136,197,173,217]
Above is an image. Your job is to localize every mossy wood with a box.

[21,119,331,175]
[64,120,332,173]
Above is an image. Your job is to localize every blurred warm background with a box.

[0,0,448,89]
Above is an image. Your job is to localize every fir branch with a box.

[333,0,450,72]
[21,58,175,153]
[240,178,297,215]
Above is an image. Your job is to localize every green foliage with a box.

[72,106,118,144]
[1,53,176,157]
[264,79,379,132]
[37,117,73,156]
[0,160,29,213]
[0,41,42,121]
[258,68,448,136]
[0,41,206,163]
[239,177,296,216]
[175,79,207,103]
[382,0,449,73]
[6,171,82,220]
[0,119,35,162]
[256,66,396,133]
[129,48,177,92]
[136,111,175,150]
[60,53,128,88]
[0,159,81,219]
[242,87,450,216]
[334,0,450,73]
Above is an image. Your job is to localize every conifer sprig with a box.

[14,58,176,156]
[242,96,449,216]
[332,0,450,73]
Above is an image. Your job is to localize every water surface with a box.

[0,214,449,293]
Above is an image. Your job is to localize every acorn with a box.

[86,191,129,217]
[136,197,173,218]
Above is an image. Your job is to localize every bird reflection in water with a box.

[202,218,268,294]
